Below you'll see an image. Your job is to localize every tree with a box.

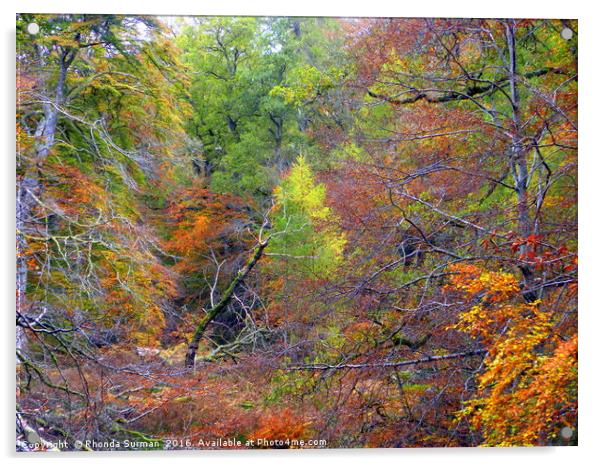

[270,156,346,276]
[16,13,192,445]
[178,17,345,200]
[16,15,578,450]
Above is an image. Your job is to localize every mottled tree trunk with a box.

[17,48,74,354]
[505,21,537,302]
[185,239,269,368]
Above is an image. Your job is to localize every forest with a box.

[16,14,577,450]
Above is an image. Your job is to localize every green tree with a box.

[270,156,346,277]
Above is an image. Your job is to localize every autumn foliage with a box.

[16,15,577,450]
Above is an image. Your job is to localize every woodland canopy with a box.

[16,15,577,450]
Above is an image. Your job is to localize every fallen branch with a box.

[285,349,486,371]
[185,239,269,367]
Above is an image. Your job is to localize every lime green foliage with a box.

[210,133,272,196]
[329,142,370,164]
[271,157,346,276]
[269,64,340,106]
[177,17,347,200]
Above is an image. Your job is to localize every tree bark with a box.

[505,20,537,302]
[184,239,269,367]
[286,349,486,371]
[17,47,76,353]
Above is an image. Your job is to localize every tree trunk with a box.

[17,48,75,353]
[505,21,537,303]
[185,239,269,367]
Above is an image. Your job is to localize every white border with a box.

[7,0,581,18]
[3,1,599,465]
